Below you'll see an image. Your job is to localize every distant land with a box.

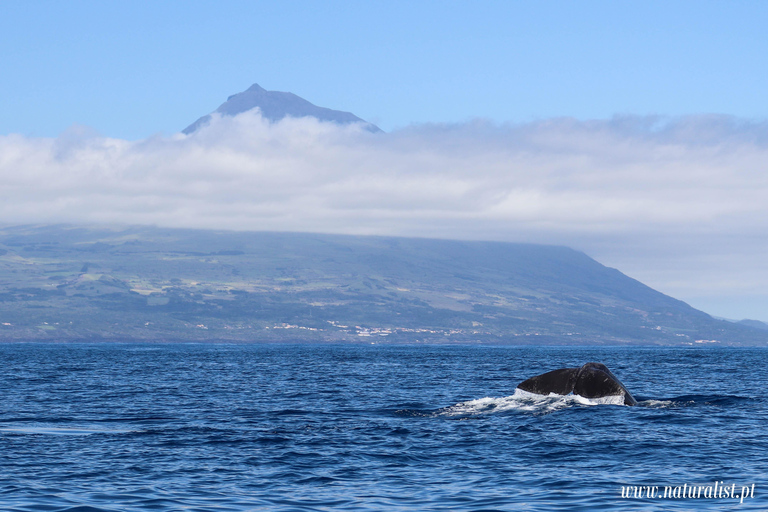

[0,224,766,345]
[737,319,768,331]
[183,83,382,134]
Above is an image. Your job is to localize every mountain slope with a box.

[183,83,381,134]
[0,225,765,345]
[738,319,768,331]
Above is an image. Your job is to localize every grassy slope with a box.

[0,225,764,345]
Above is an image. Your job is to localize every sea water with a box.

[0,343,766,511]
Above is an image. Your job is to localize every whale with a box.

[516,362,637,406]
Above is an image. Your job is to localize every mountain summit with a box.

[183,83,381,134]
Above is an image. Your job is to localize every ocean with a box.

[0,343,765,511]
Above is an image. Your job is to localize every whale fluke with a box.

[517,362,637,406]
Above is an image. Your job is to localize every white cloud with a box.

[2,111,768,317]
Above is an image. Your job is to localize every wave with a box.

[637,394,753,409]
[0,425,136,435]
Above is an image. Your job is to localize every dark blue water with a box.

[1,343,766,511]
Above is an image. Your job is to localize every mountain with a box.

[738,319,768,331]
[183,83,381,134]
[0,225,766,345]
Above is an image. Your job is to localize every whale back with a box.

[574,362,637,405]
[517,367,580,396]
[517,362,637,406]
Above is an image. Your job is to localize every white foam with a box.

[573,394,626,406]
[440,388,628,416]
[638,399,675,408]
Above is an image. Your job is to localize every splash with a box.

[637,399,676,408]
[439,388,627,417]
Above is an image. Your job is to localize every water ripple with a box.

[1,344,766,511]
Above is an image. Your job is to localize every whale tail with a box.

[517,362,637,406]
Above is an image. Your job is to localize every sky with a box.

[1,1,768,321]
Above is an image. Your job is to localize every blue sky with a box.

[2,1,768,322]
[2,1,767,138]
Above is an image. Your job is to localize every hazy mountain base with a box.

[0,225,765,345]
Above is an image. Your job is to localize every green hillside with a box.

[0,224,764,345]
